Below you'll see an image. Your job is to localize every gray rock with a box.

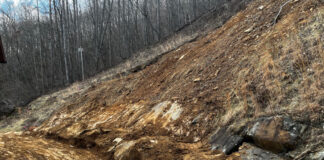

[310,149,324,160]
[239,143,284,160]
[191,113,203,125]
[210,128,243,154]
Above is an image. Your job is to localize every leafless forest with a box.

[0,0,230,107]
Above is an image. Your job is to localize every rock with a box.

[310,149,324,160]
[210,128,243,155]
[239,143,284,160]
[114,141,137,160]
[150,140,157,144]
[244,27,253,33]
[246,116,307,153]
[193,78,201,82]
[242,36,252,42]
[193,137,201,142]
[178,54,186,60]
[191,114,203,125]
[258,5,264,10]
[113,138,123,144]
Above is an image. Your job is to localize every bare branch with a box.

[273,0,292,25]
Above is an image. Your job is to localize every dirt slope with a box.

[0,0,250,133]
[1,0,324,159]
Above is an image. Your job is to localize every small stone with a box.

[150,140,157,144]
[242,36,251,41]
[108,146,115,152]
[194,78,201,82]
[191,114,203,125]
[244,27,253,33]
[258,5,264,10]
[215,70,220,77]
[179,55,185,60]
[193,137,200,142]
[113,138,123,144]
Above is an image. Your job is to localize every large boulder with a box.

[246,116,307,153]
[210,116,308,156]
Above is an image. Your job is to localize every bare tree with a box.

[0,0,243,108]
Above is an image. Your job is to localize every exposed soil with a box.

[0,0,324,159]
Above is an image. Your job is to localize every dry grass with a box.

[1,0,324,159]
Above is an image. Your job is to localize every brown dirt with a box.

[1,0,324,159]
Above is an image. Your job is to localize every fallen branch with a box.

[273,0,292,25]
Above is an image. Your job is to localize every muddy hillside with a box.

[1,0,324,159]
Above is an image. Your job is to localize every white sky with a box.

[1,0,84,7]
[0,0,20,7]
[13,0,19,6]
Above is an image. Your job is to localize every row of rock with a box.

[209,116,321,159]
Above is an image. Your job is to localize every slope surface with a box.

[1,0,250,133]
[1,0,324,159]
